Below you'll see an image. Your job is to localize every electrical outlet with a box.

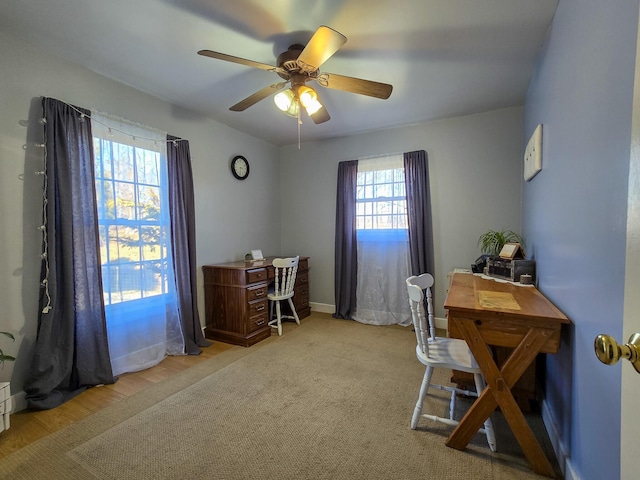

[524,124,542,181]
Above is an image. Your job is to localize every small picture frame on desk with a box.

[250,249,264,260]
[498,242,524,260]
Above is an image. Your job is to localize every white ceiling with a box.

[0,0,558,146]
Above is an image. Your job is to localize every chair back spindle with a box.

[407,282,430,357]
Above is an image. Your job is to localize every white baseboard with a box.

[310,304,449,333]
[11,389,27,413]
[435,316,448,331]
[309,302,449,331]
[541,397,580,480]
[309,302,335,314]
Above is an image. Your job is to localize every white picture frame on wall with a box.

[524,124,543,181]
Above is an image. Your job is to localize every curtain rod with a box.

[40,96,187,145]
[357,151,404,161]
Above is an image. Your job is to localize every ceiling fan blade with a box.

[297,26,347,73]
[317,73,393,99]
[230,82,287,111]
[198,50,282,74]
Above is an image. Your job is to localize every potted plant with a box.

[0,332,15,367]
[477,229,525,257]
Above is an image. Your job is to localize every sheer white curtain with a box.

[352,154,412,326]
[92,112,184,375]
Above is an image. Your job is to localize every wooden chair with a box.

[268,256,300,336]
[406,274,496,451]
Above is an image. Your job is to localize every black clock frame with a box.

[231,155,249,180]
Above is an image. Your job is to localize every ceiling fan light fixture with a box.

[274,89,299,117]
[274,89,294,111]
[304,97,322,115]
[284,101,300,118]
[297,85,318,109]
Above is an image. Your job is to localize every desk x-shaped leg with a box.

[445,318,557,478]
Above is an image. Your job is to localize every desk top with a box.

[204,256,308,271]
[445,273,569,326]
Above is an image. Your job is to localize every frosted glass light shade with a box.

[304,98,322,115]
[274,89,299,117]
[274,89,294,110]
[297,86,317,108]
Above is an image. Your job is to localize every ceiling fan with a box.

[197,25,393,124]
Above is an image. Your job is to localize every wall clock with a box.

[231,155,249,180]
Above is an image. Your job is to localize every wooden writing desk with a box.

[444,272,569,478]
[202,257,310,347]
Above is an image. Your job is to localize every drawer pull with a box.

[255,290,265,296]
[255,305,266,312]
[256,319,265,326]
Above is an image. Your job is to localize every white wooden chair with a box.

[268,256,300,336]
[406,274,496,451]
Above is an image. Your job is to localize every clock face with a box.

[231,155,249,180]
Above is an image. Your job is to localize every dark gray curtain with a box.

[166,135,211,353]
[333,160,358,319]
[25,97,115,410]
[404,150,435,277]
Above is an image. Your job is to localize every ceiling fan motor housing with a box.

[277,44,305,78]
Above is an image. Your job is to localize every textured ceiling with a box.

[0,0,558,145]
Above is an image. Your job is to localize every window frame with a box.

[355,164,408,232]
[93,136,174,307]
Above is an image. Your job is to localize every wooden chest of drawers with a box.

[202,257,310,346]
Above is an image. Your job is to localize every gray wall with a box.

[280,107,524,319]
[1,29,524,413]
[0,30,281,402]
[523,0,638,478]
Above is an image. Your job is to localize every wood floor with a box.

[0,340,235,460]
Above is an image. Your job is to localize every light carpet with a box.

[0,314,560,479]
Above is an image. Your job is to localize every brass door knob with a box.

[594,333,640,373]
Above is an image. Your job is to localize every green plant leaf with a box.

[477,229,524,256]
[0,332,15,341]
[0,332,16,364]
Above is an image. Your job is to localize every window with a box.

[356,159,408,231]
[91,112,184,375]
[352,154,411,326]
[93,138,172,304]
[335,150,432,326]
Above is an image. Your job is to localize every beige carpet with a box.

[0,314,561,479]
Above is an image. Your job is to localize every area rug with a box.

[0,314,560,479]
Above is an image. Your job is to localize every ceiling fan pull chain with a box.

[298,109,301,149]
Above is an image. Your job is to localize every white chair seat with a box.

[415,337,479,373]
